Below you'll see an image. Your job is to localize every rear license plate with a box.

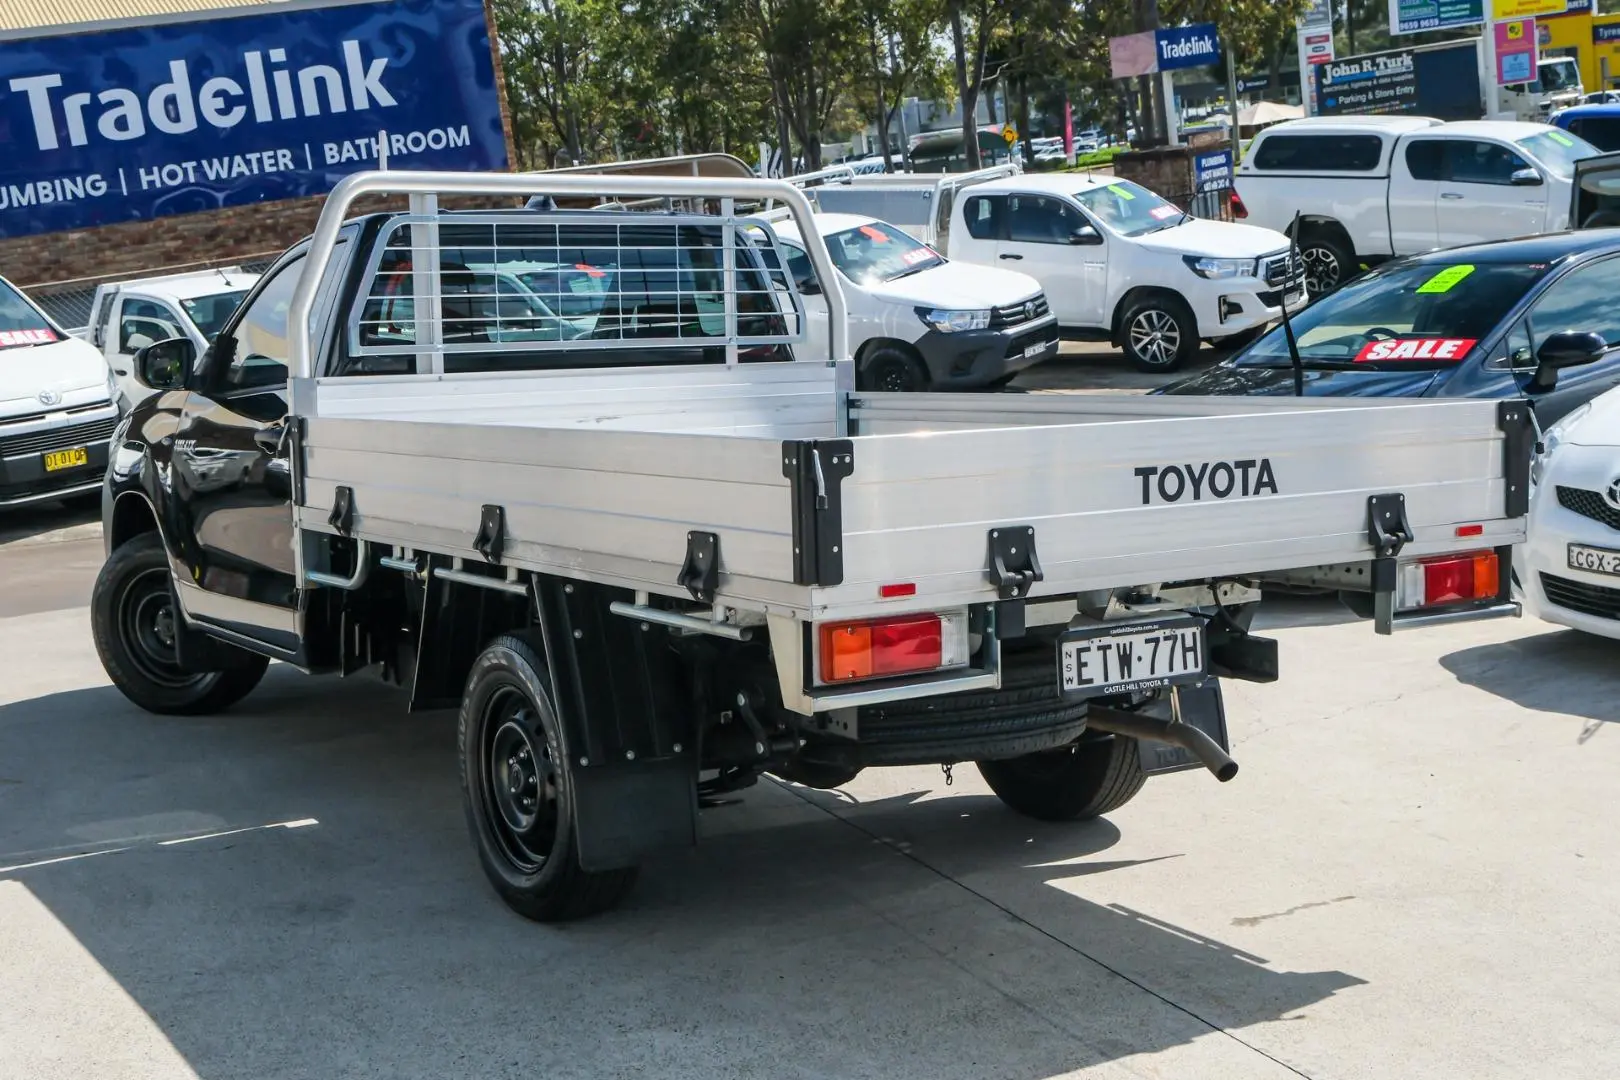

[43,446,88,472]
[1059,615,1206,698]
[1569,542,1620,577]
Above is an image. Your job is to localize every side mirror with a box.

[1510,167,1544,187]
[1529,329,1606,392]
[1068,225,1103,245]
[133,336,195,391]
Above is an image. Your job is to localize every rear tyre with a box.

[1120,295,1196,372]
[459,632,638,921]
[1298,232,1355,296]
[91,533,268,715]
[857,345,929,392]
[977,734,1147,821]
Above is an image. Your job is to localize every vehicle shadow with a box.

[0,498,100,546]
[1,672,1362,1080]
[1439,626,1620,728]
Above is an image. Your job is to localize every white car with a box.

[1236,116,1601,294]
[1522,387,1620,638]
[0,274,120,508]
[947,174,1301,371]
[764,211,1059,391]
[86,268,258,409]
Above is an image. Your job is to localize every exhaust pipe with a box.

[1084,704,1239,783]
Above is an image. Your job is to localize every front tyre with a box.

[977,733,1146,821]
[459,632,638,921]
[91,533,267,715]
[1120,295,1197,372]
[857,345,930,392]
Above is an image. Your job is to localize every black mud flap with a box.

[1137,682,1230,776]
[572,758,697,872]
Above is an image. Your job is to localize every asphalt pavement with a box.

[3,352,1617,1080]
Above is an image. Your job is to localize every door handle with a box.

[1440,192,1465,200]
[999,253,1024,260]
[113,368,129,376]
[253,426,286,455]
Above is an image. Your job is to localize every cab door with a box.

[169,252,308,657]
[1388,138,1443,254]
[1434,138,1547,245]
[994,192,1104,327]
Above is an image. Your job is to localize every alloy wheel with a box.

[1129,309,1181,368]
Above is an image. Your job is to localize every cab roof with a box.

[768,211,892,243]
[1257,115,1443,137]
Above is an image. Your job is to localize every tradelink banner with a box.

[0,0,507,239]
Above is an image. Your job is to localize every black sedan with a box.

[1160,232,1620,426]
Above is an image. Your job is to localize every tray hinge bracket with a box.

[1366,493,1413,635]
[327,485,355,536]
[782,439,854,587]
[1497,399,1534,519]
[678,530,721,602]
[987,525,1043,600]
[474,503,506,563]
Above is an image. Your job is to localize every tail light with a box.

[818,610,970,684]
[1396,551,1501,612]
[1230,191,1248,219]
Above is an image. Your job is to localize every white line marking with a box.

[159,818,319,846]
[0,847,130,874]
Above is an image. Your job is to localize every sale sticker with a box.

[0,328,56,346]
[1150,205,1180,220]
[901,247,936,265]
[1355,337,1477,362]
[1415,264,1475,294]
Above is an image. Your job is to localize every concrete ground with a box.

[4,357,1616,1079]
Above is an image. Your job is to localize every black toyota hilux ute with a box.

[92,172,1528,923]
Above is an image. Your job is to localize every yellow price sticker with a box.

[1415,264,1475,294]
[1548,130,1575,147]
[1107,183,1136,200]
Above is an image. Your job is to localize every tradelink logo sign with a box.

[0,0,507,239]
[9,42,397,152]
[1154,24,1222,72]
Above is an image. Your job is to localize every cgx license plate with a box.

[1059,616,1206,698]
[1569,543,1620,577]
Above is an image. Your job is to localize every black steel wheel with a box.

[459,632,638,921]
[857,345,929,392]
[91,533,267,715]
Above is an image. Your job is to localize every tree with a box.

[850,0,948,169]
[948,0,1007,169]
[734,0,861,171]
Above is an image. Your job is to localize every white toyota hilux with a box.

[761,211,1059,391]
[943,174,1303,371]
[0,273,119,508]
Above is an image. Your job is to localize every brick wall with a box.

[11,0,519,297]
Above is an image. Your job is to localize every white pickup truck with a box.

[93,170,1528,922]
[804,168,1300,371]
[81,269,257,409]
[758,210,1059,392]
[1235,116,1600,294]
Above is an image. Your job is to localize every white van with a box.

[761,211,1058,391]
[0,273,119,508]
[85,268,258,409]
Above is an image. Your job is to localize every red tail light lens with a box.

[1230,191,1248,219]
[817,611,969,684]
[1396,551,1500,611]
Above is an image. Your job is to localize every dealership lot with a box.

[3,493,1618,1080]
